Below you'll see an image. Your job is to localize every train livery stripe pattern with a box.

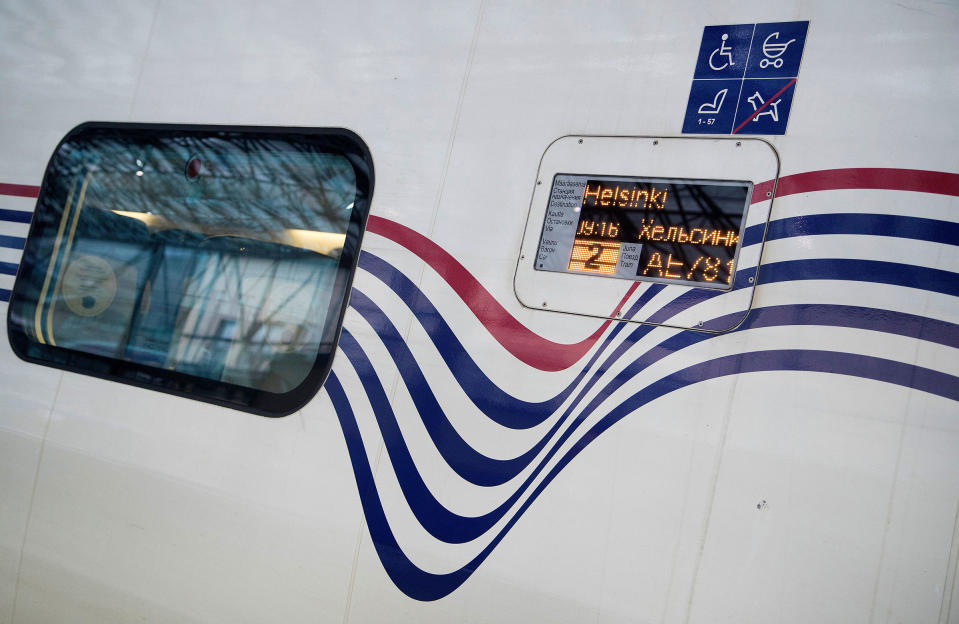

[2,168,958,601]
[0,191,32,301]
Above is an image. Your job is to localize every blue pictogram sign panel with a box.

[683,21,808,136]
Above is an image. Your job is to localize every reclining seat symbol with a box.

[747,91,781,122]
[698,88,728,114]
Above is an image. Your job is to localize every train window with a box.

[6,123,374,416]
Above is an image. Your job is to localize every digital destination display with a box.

[535,174,752,289]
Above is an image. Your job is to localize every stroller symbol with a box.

[709,33,736,71]
[759,32,796,69]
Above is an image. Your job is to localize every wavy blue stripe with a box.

[348,289,549,486]
[0,234,25,250]
[760,258,959,297]
[350,253,959,495]
[328,349,959,601]
[741,213,959,249]
[338,312,673,544]
[336,312,673,543]
[744,304,959,349]
[0,209,32,224]
[325,370,475,600]
[3,210,956,244]
[356,251,958,419]
[339,294,959,545]
[637,257,959,329]
[0,261,17,276]
[333,214,959,594]
[356,251,662,428]
[356,251,568,426]
[742,222,765,248]
[348,283,669,490]
[766,213,959,246]
[337,327,481,544]
[0,288,9,302]
[515,301,959,522]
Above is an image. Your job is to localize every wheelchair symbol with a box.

[709,33,736,71]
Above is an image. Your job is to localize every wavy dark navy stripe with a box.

[349,288,550,486]
[338,286,672,541]
[745,304,959,348]
[360,215,959,373]
[0,209,32,223]
[0,235,25,250]
[325,370,475,600]
[766,213,959,246]
[338,327,489,544]
[741,213,959,249]
[337,291,959,547]
[345,252,959,516]
[327,349,959,601]
[4,173,958,600]
[338,301,680,543]
[356,250,958,410]
[340,291,700,542]
[357,250,663,427]
[760,259,959,297]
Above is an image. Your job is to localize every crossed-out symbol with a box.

[747,91,781,122]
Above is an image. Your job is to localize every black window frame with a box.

[6,122,374,417]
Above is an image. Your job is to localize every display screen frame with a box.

[534,173,753,291]
[513,135,780,333]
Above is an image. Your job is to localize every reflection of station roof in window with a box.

[58,135,358,260]
[109,210,345,258]
[65,136,357,235]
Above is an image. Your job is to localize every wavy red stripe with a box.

[5,168,959,370]
[5,169,956,205]
[367,168,959,370]
[0,183,40,198]
[753,168,959,203]
[366,215,637,371]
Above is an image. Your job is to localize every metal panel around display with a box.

[514,135,779,332]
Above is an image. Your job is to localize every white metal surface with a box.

[1,1,958,623]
